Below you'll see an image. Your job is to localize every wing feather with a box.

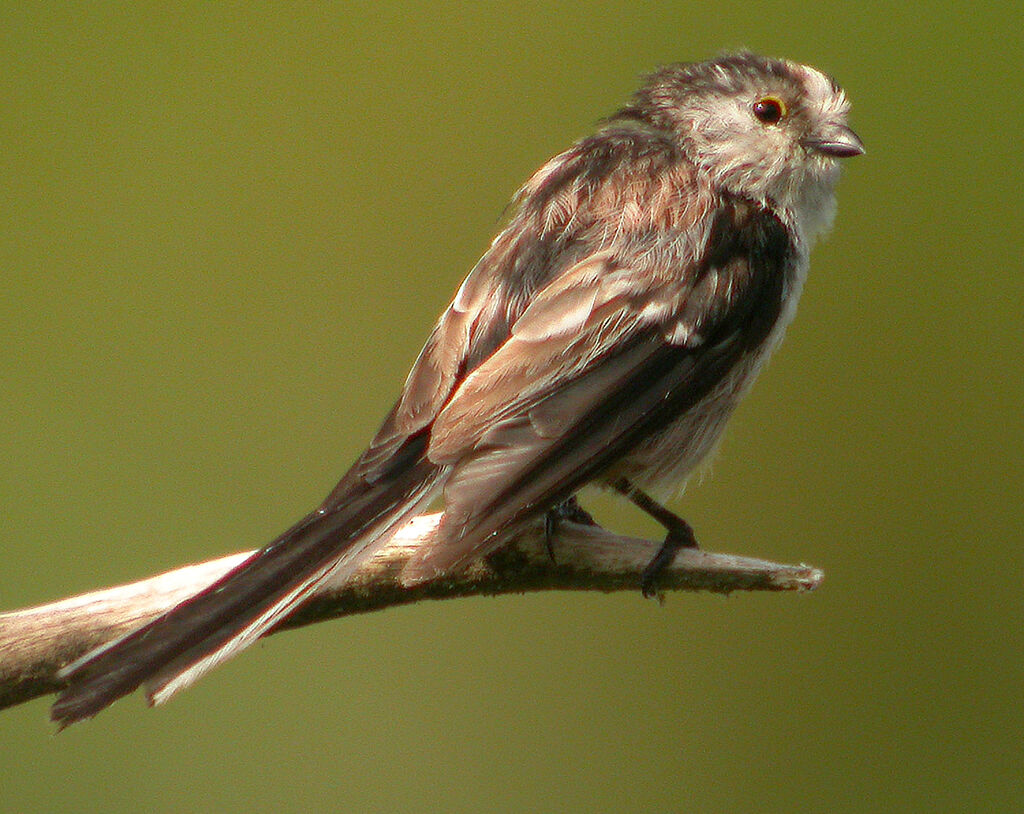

[404,202,792,581]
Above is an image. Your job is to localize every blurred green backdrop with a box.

[1,3,1020,813]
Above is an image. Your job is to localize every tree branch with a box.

[0,513,822,713]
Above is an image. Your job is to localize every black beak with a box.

[803,124,865,158]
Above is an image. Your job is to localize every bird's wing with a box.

[320,234,540,503]
[405,202,792,579]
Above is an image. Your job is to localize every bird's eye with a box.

[752,96,786,125]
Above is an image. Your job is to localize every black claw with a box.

[610,478,698,598]
[544,496,598,563]
[640,532,691,597]
[543,512,558,563]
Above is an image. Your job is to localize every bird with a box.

[52,52,863,727]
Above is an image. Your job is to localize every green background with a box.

[1,3,1020,812]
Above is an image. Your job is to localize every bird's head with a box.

[628,53,863,241]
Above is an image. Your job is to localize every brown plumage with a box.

[52,53,861,727]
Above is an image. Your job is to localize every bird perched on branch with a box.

[53,52,862,727]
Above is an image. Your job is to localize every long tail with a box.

[51,459,441,728]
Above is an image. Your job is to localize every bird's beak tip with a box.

[804,124,865,158]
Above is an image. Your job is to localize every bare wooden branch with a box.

[0,513,822,713]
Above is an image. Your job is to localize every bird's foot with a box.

[543,496,598,562]
[640,525,698,598]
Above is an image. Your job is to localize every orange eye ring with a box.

[752,96,787,124]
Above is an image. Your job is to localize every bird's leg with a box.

[543,495,598,562]
[610,478,698,597]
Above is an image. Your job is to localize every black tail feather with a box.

[52,461,439,727]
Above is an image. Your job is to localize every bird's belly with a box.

[602,347,770,498]
[609,249,806,498]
